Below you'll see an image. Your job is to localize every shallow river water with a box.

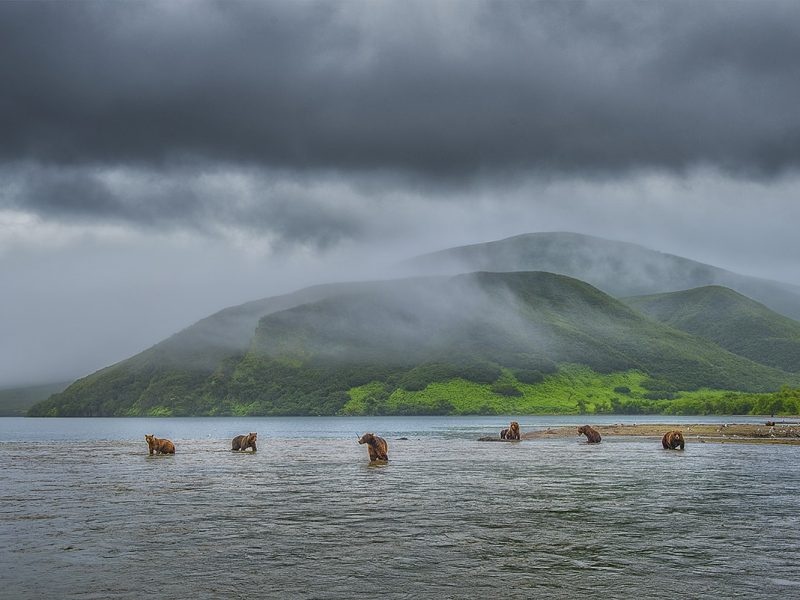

[1,416,798,599]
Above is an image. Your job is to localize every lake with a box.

[1,416,798,599]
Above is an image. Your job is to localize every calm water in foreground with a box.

[1,415,798,599]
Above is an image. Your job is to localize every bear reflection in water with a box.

[358,433,389,462]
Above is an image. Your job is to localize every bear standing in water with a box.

[500,421,521,440]
[662,430,685,450]
[145,434,175,455]
[358,433,389,461]
[577,425,602,444]
[232,432,257,452]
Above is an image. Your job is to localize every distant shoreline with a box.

[4,414,800,420]
[520,423,800,445]
[478,422,800,444]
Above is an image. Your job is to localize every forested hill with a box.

[624,286,800,373]
[406,232,800,321]
[25,280,380,416]
[30,271,798,417]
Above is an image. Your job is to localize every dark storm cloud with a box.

[2,0,800,177]
[2,164,361,248]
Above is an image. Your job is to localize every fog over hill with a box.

[25,231,800,416]
[42,231,800,390]
[406,232,800,321]
[30,270,798,417]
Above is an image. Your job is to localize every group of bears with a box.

[501,422,686,450]
[144,431,390,461]
[143,424,687,460]
[144,432,257,455]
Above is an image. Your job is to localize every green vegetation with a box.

[29,271,800,417]
[341,365,800,416]
[341,365,648,415]
[24,281,373,417]
[625,286,800,372]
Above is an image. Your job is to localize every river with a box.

[1,416,798,599]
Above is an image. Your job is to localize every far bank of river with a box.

[517,422,800,445]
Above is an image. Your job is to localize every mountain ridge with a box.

[624,285,800,373]
[30,270,799,417]
[406,232,800,321]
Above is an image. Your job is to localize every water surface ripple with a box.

[1,417,798,598]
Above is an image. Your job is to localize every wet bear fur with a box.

[501,421,521,440]
[577,425,602,444]
[145,434,175,455]
[662,430,685,450]
[232,432,258,452]
[358,433,389,461]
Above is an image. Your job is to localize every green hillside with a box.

[25,281,373,417]
[407,232,800,321]
[31,271,798,417]
[625,286,800,373]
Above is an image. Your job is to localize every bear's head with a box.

[145,434,155,444]
[510,421,520,432]
[358,433,375,445]
[248,432,257,443]
[577,426,588,436]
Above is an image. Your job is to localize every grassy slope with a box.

[31,233,800,418]
[247,271,797,390]
[343,365,800,416]
[28,281,376,417]
[625,286,800,372]
[342,365,649,415]
[222,272,799,416]
[31,271,800,417]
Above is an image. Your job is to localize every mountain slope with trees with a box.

[30,272,799,416]
[624,286,800,373]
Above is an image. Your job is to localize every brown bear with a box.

[232,432,258,452]
[577,425,601,444]
[662,430,685,450]
[144,434,175,455]
[501,421,521,440]
[358,433,389,461]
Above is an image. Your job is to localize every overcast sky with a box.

[2,0,800,387]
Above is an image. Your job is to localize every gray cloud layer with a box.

[3,0,800,387]
[2,164,363,248]
[2,0,800,177]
